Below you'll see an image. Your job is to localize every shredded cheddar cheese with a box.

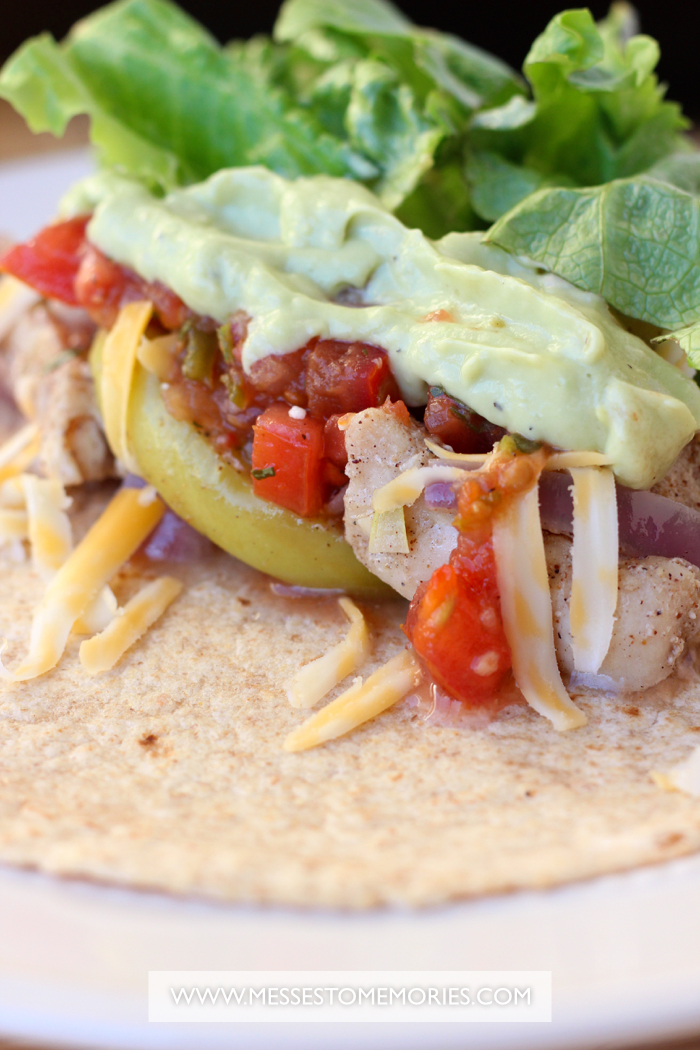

[492,485,587,731]
[284,649,420,751]
[569,467,618,673]
[79,575,182,675]
[287,597,370,709]
[0,487,164,681]
[100,300,153,472]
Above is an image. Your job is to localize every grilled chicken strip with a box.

[344,405,457,598]
[546,534,700,692]
[0,299,114,485]
[344,404,700,694]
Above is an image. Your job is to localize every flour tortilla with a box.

[2,406,700,907]
[2,485,700,908]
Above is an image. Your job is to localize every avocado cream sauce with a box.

[65,167,700,489]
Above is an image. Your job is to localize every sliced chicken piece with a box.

[345,405,700,693]
[546,533,700,693]
[343,404,456,598]
[1,302,114,485]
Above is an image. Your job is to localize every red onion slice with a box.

[424,481,458,510]
[539,470,700,569]
[122,474,212,561]
[141,509,213,562]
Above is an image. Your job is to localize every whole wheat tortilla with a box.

[2,483,700,909]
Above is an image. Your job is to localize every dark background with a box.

[2,1,698,119]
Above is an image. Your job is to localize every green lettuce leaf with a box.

[275,0,523,113]
[0,0,375,189]
[464,3,689,225]
[519,6,687,185]
[465,151,570,223]
[486,177,700,329]
[272,0,524,214]
[0,33,181,187]
[394,160,477,239]
[274,0,412,39]
[342,59,444,208]
[0,0,695,252]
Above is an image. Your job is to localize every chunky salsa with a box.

[1,218,504,520]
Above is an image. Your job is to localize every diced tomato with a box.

[74,246,129,328]
[423,388,505,454]
[74,244,188,330]
[252,403,327,517]
[0,216,90,306]
[145,279,190,331]
[322,459,348,489]
[384,398,412,427]
[404,535,511,707]
[305,340,400,418]
[323,415,348,469]
[247,346,308,404]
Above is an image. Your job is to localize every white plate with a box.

[1,150,700,1050]
[0,149,93,241]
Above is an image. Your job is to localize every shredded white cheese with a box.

[378,447,615,520]
[21,474,72,579]
[79,575,182,676]
[425,438,612,471]
[0,477,27,508]
[548,451,613,469]
[0,276,40,342]
[0,487,164,681]
[368,506,410,554]
[424,438,490,462]
[136,484,158,507]
[569,467,618,673]
[73,587,119,636]
[287,597,370,709]
[653,747,700,797]
[100,300,153,473]
[19,473,117,634]
[492,485,587,731]
[0,509,28,542]
[372,465,466,513]
[284,649,420,751]
[136,331,179,381]
[0,423,40,483]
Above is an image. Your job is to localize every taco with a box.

[1,0,700,906]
